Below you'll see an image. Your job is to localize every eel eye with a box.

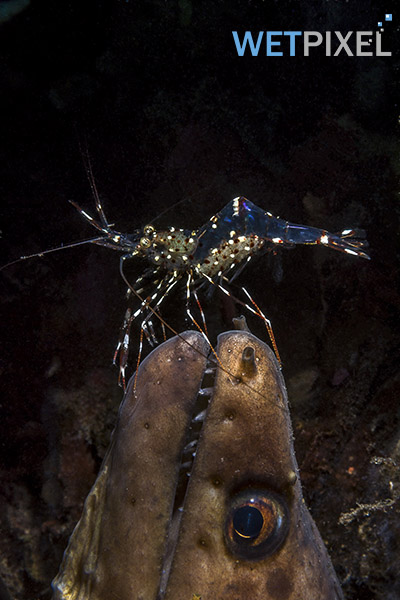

[224,489,289,560]
[140,236,152,249]
[143,224,155,237]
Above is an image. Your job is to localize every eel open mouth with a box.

[157,350,217,597]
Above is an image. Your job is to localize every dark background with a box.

[0,1,399,598]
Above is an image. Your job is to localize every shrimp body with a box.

[134,196,369,281]
[42,195,370,386]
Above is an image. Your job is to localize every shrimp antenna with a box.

[0,236,104,272]
[147,196,193,226]
[79,139,112,230]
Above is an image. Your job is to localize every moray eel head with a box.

[52,330,343,600]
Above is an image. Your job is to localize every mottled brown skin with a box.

[163,332,343,600]
[52,330,343,600]
[52,331,210,600]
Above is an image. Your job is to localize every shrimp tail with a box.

[282,222,370,259]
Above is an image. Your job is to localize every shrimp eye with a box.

[224,489,289,560]
[140,236,152,249]
[143,224,155,237]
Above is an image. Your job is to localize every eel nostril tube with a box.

[240,346,257,378]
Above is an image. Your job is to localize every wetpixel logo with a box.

[232,14,392,57]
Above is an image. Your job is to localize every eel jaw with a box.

[157,351,217,597]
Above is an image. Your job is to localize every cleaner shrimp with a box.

[2,190,369,388]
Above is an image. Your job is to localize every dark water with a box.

[0,1,398,598]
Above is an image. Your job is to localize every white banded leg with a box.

[199,272,281,366]
[185,272,211,347]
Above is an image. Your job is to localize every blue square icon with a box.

[378,21,382,26]
[385,14,392,21]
